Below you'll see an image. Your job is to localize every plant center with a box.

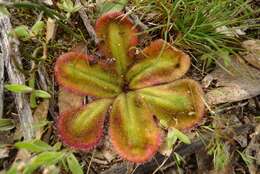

[122,81,130,93]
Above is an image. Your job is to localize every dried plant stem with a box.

[0,15,34,139]
[76,0,98,45]
[37,64,50,91]
[152,156,169,174]
[86,150,95,174]
[125,7,148,31]
[0,53,3,118]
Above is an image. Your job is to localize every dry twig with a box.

[0,15,34,139]
[76,0,98,45]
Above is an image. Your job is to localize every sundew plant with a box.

[55,12,205,163]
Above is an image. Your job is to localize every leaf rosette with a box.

[55,12,205,163]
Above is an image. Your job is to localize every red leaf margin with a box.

[55,52,93,96]
[55,51,121,97]
[109,131,163,163]
[57,105,106,151]
[108,93,164,163]
[127,39,191,89]
[175,79,206,131]
[95,11,139,57]
[140,39,191,85]
[138,78,206,131]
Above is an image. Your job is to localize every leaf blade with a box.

[55,52,122,97]
[138,79,205,130]
[13,25,30,41]
[0,119,15,131]
[15,139,53,153]
[31,21,45,36]
[95,12,138,75]
[170,128,191,144]
[66,153,83,174]
[5,84,33,93]
[109,92,162,163]
[98,0,128,14]
[57,99,112,150]
[127,39,190,89]
[34,90,51,98]
[23,151,64,174]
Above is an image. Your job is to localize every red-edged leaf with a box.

[95,12,138,74]
[55,52,122,97]
[127,39,190,89]
[57,99,112,150]
[109,92,162,163]
[138,79,205,130]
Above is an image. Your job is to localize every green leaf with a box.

[164,128,190,150]
[57,0,81,13]
[0,5,10,16]
[0,119,15,131]
[95,12,138,75]
[70,4,81,13]
[34,90,51,98]
[30,91,37,108]
[55,52,122,97]
[237,150,254,166]
[23,151,64,174]
[66,153,83,174]
[13,25,30,41]
[57,99,112,150]
[6,163,18,174]
[5,84,33,93]
[166,129,178,148]
[31,21,45,36]
[173,152,184,166]
[159,119,169,128]
[15,139,54,153]
[62,157,69,172]
[109,92,162,162]
[57,0,73,11]
[53,142,62,151]
[138,79,205,130]
[210,143,230,170]
[171,128,191,144]
[98,0,128,14]
[127,39,190,89]
[29,74,37,108]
